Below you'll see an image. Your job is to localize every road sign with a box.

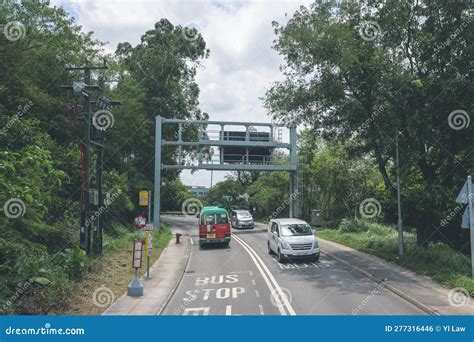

[133,214,147,229]
[144,223,154,231]
[455,178,473,204]
[461,204,473,229]
[456,175,474,278]
[139,190,149,206]
[145,231,153,257]
[132,239,143,268]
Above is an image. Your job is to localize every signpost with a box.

[456,175,474,278]
[128,191,153,294]
[128,239,144,297]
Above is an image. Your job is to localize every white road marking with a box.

[183,307,210,316]
[259,304,264,315]
[251,279,256,285]
[190,238,194,245]
[225,305,232,315]
[233,234,296,315]
[255,290,260,298]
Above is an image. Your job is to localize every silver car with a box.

[231,210,254,229]
[267,218,320,262]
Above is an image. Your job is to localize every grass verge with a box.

[61,224,172,315]
[318,219,473,297]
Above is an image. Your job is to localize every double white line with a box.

[233,234,296,315]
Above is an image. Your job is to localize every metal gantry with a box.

[153,117,298,227]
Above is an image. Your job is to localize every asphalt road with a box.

[161,215,425,316]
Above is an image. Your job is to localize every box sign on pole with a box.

[139,190,149,206]
[132,239,143,268]
[144,223,154,231]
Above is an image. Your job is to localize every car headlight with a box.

[281,241,290,250]
[313,240,319,248]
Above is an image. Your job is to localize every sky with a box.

[51,0,311,187]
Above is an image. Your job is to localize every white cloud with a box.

[52,0,310,186]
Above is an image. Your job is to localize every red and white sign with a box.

[132,239,143,268]
[133,214,147,229]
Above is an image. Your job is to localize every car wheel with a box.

[268,241,273,255]
[277,248,284,262]
[312,254,320,262]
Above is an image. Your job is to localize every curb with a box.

[320,248,440,316]
[156,232,192,315]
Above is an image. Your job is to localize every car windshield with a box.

[280,224,313,236]
[237,211,251,218]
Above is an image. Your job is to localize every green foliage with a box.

[319,220,474,296]
[266,1,473,247]
[339,218,372,233]
[0,1,207,314]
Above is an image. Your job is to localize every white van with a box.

[267,218,320,262]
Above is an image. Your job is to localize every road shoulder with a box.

[318,237,474,315]
[103,228,190,315]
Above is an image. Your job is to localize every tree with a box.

[265,0,473,248]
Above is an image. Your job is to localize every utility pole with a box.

[395,125,405,259]
[62,59,118,256]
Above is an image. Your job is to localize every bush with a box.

[339,218,377,233]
